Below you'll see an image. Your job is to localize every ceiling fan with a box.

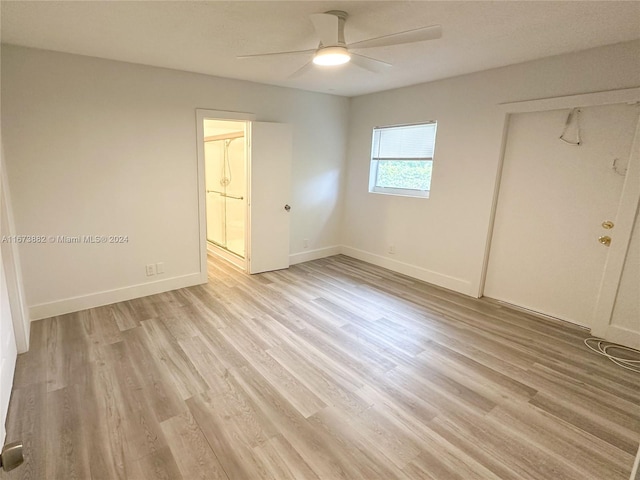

[237,11,442,78]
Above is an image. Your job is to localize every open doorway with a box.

[196,109,293,278]
[203,119,248,270]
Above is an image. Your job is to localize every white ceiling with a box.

[2,1,639,97]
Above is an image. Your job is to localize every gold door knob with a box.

[598,236,611,246]
[0,441,24,472]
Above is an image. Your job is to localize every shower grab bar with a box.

[207,190,244,200]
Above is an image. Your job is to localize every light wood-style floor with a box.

[5,255,639,479]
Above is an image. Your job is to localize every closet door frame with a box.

[480,87,640,346]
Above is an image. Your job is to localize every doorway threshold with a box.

[207,242,246,270]
[482,297,591,331]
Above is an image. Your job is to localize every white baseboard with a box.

[28,245,474,320]
[29,272,207,321]
[339,245,472,296]
[289,245,342,265]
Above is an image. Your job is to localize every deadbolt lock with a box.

[598,236,612,247]
[601,220,614,229]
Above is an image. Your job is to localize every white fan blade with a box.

[237,49,315,59]
[288,60,314,78]
[350,53,392,73]
[348,24,442,50]
[309,13,339,46]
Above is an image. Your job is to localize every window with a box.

[369,122,437,198]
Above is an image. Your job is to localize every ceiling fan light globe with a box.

[313,46,351,66]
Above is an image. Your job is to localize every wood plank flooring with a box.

[5,254,639,479]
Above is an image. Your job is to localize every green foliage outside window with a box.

[376,160,432,191]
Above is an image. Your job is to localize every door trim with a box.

[480,88,640,345]
[498,87,640,113]
[0,163,29,353]
[195,109,255,280]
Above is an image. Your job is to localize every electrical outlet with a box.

[303,239,309,249]
[156,262,165,274]
[388,245,396,254]
[146,264,156,276]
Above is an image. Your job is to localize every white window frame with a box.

[368,121,437,199]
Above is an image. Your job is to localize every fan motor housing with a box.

[325,10,348,46]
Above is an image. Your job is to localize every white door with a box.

[0,240,18,446]
[1,151,18,445]
[484,103,639,327]
[248,122,292,274]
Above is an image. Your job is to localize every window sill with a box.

[368,188,430,199]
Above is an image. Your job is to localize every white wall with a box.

[3,41,639,326]
[1,45,349,320]
[343,40,640,297]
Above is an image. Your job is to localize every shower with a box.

[219,138,235,187]
[204,120,247,266]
